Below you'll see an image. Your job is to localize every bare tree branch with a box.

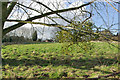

[16,2,40,14]
[6,19,59,26]
[34,0,72,24]
[6,2,17,21]
[81,10,92,24]
[3,1,94,35]
[105,0,120,13]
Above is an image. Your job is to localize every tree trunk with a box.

[0,2,2,79]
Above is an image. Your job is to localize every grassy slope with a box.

[1,42,119,79]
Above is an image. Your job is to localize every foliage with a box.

[38,39,42,42]
[56,21,98,54]
[2,35,32,43]
[32,31,37,41]
[2,42,119,79]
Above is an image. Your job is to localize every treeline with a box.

[2,35,33,43]
[95,30,119,41]
[2,33,119,43]
[97,35,119,41]
[2,30,119,44]
[2,30,38,43]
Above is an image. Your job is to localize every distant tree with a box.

[99,29,113,41]
[38,39,42,42]
[32,31,37,41]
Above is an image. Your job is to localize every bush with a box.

[55,21,96,54]
[38,39,42,42]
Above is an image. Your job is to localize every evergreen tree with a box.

[32,31,37,41]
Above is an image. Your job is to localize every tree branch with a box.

[105,0,120,13]
[16,3,40,13]
[6,19,59,26]
[3,1,94,35]
[34,0,72,24]
[81,10,92,24]
[6,2,17,21]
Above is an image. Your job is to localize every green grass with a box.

[1,42,119,79]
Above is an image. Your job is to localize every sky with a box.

[91,2,118,34]
[4,0,119,39]
[65,0,119,35]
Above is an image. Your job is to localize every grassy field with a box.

[1,42,119,79]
